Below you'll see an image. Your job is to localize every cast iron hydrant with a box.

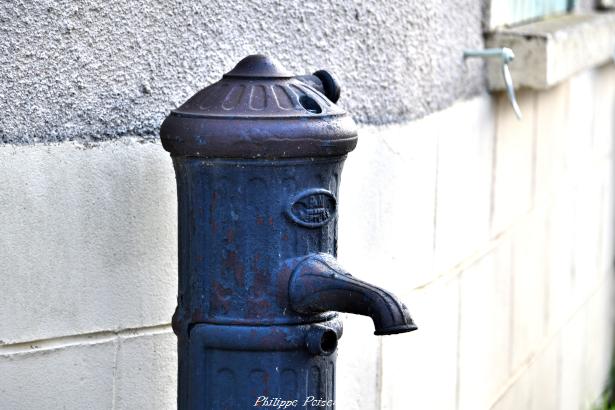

[160,55,417,410]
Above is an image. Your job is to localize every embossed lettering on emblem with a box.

[287,189,337,228]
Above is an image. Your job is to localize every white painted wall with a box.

[1,64,614,409]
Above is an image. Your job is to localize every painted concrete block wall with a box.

[1,64,614,409]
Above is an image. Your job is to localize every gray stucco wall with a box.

[0,1,486,144]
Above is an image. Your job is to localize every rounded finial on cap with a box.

[224,54,292,78]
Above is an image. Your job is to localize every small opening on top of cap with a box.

[299,95,322,114]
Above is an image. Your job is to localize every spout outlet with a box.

[288,253,417,335]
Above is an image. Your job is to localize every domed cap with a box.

[160,55,358,158]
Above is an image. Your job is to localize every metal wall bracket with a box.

[464,47,522,120]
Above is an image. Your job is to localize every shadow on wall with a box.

[600,317,615,409]
[590,89,615,410]
[609,96,615,409]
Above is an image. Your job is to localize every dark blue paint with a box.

[173,158,343,409]
[161,55,416,410]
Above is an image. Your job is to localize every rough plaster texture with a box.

[0,0,485,144]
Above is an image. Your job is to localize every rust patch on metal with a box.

[275,262,294,307]
[246,297,272,318]
[210,191,218,233]
[225,228,235,243]
[210,282,233,314]
[223,250,245,288]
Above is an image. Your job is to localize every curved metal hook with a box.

[501,61,522,119]
[464,47,522,120]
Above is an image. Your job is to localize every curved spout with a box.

[288,253,417,335]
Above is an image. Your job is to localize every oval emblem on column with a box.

[286,188,337,228]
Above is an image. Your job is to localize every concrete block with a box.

[571,168,603,304]
[486,13,615,89]
[545,182,576,335]
[492,339,559,410]
[599,159,615,275]
[336,315,381,410]
[0,340,116,410]
[491,368,532,410]
[591,65,615,159]
[559,307,589,410]
[491,89,536,235]
[0,139,177,344]
[583,277,615,406]
[339,117,438,291]
[381,275,459,410]
[510,212,548,372]
[434,95,495,274]
[534,81,570,207]
[566,70,596,180]
[114,330,177,410]
[458,243,512,410]
[529,338,560,410]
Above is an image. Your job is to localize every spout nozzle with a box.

[372,301,417,335]
[288,253,417,336]
[372,299,417,335]
[374,322,418,336]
